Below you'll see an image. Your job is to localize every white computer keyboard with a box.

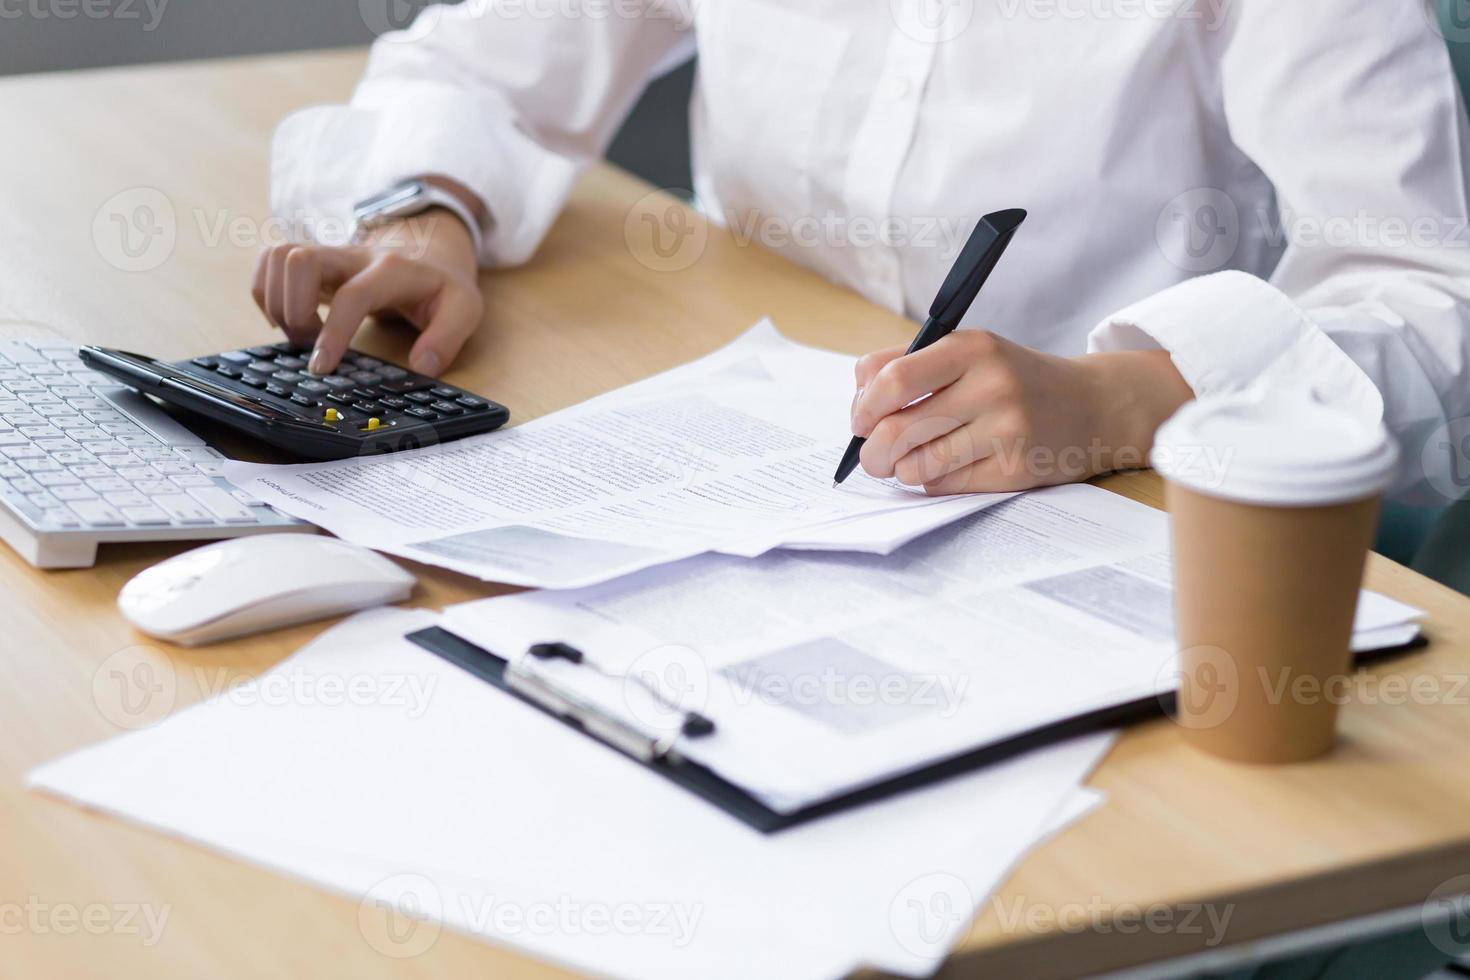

[0,338,309,568]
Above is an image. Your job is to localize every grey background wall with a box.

[0,0,694,189]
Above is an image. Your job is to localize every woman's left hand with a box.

[849,330,1193,495]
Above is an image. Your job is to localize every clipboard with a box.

[406,626,1429,834]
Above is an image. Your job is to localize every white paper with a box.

[444,483,1425,812]
[29,609,1114,980]
[223,321,1009,588]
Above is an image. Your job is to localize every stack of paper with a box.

[223,322,1016,588]
[442,483,1425,813]
[30,610,1114,980]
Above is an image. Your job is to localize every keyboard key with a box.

[153,494,214,523]
[34,472,78,487]
[85,477,132,493]
[114,466,154,481]
[115,434,160,448]
[132,446,178,462]
[172,446,225,463]
[169,473,214,489]
[6,477,41,494]
[187,486,257,523]
[18,458,62,473]
[151,461,195,476]
[105,491,151,509]
[0,433,27,446]
[50,450,97,466]
[51,484,98,501]
[1,445,43,459]
[133,479,176,495]
[26,491,60,509]
[120,505,171,525]
[40,508,81,528]
[68,500,124,526]
[70,464,112,479]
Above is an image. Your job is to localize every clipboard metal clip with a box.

[504,642,716,766]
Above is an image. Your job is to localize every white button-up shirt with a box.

[271,0,1470,501]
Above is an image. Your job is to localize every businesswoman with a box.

[255,0,1470,501]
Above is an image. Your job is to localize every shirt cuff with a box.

[1086,270,1385,424]
[269,82,581,269]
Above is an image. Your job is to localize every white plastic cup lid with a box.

[1151,388,1399,506]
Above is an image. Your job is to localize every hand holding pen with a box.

[836,208,1195,495]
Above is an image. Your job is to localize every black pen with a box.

[832,208,1027,485]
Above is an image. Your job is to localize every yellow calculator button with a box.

[324,408,341,423]
[365,417,381,431]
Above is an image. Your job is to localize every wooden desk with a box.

[3,50,1469,980]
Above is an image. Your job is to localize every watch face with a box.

[353,180,426,224]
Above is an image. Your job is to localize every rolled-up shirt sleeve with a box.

[270,0,694,267]
[1088,1,1470,497]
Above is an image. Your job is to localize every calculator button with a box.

[456,395,487,409]
[272,341,304,353]
[352,400,379,413]
[379,396,409,409]
[405,391,435,405]
[246,346,278,358]
[430,386,459,399]
[326,393,354,407]
[272,370,303,383]
[429,400,463,415]
[265,383,292,398]
[323,377,355,390]
[275,356,307,370]
[216,365,243,379]
[348,387,379,400]
[191,356,218,369]
[239,373,269,389]
[350,370,383,385]
[297,380,328,393]
[377,365,407,380]
[353,356,383,369]
[217,351,252,365]
[405,407,437,420]
[290,393,320,408]
[248,359,278,374]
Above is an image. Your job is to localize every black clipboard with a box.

[406,626,1429,834]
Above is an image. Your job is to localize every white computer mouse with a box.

[118,535,417,647]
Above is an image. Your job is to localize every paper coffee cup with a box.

[1152,388,1398,763]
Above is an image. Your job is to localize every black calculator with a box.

[80,342,509,461]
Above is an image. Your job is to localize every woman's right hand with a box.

[250,207,484,378]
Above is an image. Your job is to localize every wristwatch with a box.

[351,179,484,257]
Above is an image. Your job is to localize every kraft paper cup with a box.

[1152,389,1399,763]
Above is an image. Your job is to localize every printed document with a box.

[224,321,1011,588]
[30,609,1114,980]
[443,484,1424,813]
